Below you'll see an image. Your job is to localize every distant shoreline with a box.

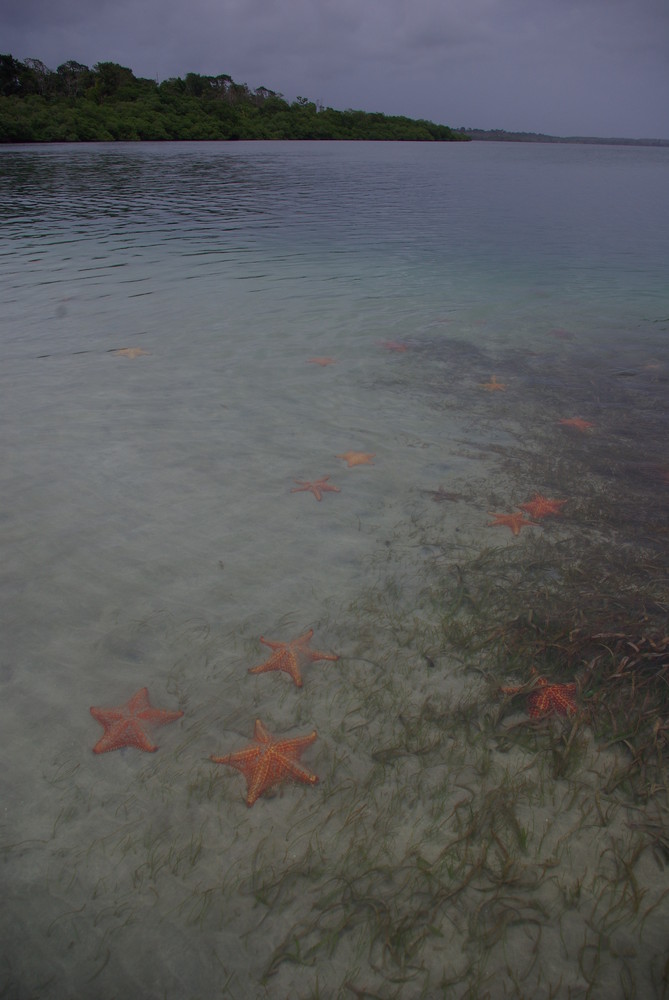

[461,129,669,148]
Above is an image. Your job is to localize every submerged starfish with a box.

[487,511,540,535]
[480,375,506,391]
[519,494,567,518]
[90,687,183,753]
[307,357,336,366]
[559,417,594,432]
[380,340,409,352]
[336,450,376,467]
[112,347,150,359]
[248,629,339,687]
[290,476,341,501]
[501,675,577,718]
[211,719,319,806]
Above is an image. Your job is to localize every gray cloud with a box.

[2,0,668,136]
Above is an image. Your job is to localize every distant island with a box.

[0,55,467,143]
[460,128,669,148]
[2,56,665,147]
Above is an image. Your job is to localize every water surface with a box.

[1,140,668,999]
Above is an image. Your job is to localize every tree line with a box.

[0,55,468,143]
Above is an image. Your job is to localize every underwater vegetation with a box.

[4,330,669,999]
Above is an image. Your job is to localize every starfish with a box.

[501,675,577,718]
[380,340,409,352]
[248,629,339,687]
[112,347,150,359]
[90,687,183,753]
[211,719,319,806]
[519,494,567,518]
[336,450,375,467]
[307,357,336,366]
[480,375,506,391]
[487,511,540,535]
[290,476,340,501]
[559,417,594,432]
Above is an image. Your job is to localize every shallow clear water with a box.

[1,140,668,998]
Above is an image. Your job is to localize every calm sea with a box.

[1,140,668,998]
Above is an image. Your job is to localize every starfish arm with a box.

[290,477,340,500]
[253,719,272,743]
[519,495,567,518]
[138,707,184,726]
[272,731,318,757]
[90,706,124,726]
[281,757,319,786]
[259,631,315,653]
[248,651,303,686]
[290,481,323,500]
[336,451,376,467]
[487,512,539,534]
[210,745,263,770]
[126,687,152,711]
[245,754,275,806]
[92,719,159,754]
[305,648,339,663]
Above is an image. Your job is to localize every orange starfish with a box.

[487,511,540,535]
[380,340,409,352]
[307,357,336,366]
[248,629,339,687]
[501,676,577,718]
[480,375,506,391]
[290,476,341,501]
[519,494,567,518]
[559,417,594,432]
[336,450,376,467]
[211,719,319,806]
[112,347,150,359]
[90,687,183,753]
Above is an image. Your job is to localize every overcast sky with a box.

[3,0,668,138]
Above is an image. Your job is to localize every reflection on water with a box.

[1,141,668,998]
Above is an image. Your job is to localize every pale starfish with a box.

[487,511,540,535]
[336,451,375,467]
[290,476,340,501]
[211,719,319,806]
[380,340,409,352]
[559,417,594,432]
[501,675,577,718]
[112,347,150,359]
[480,375,506,391]
[519,494,567,518]
[307,357,336,366]
[90,687,183,753]
[248,628,339,687]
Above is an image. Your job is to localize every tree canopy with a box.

[0,54,468,143]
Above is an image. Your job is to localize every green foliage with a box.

[0,53,469,143]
